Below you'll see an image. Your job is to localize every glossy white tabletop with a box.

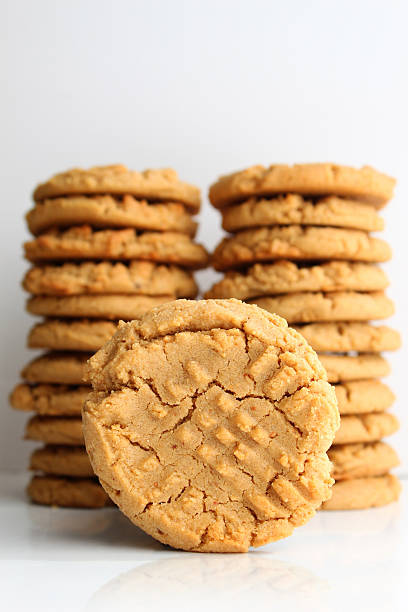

[1,472,406,612]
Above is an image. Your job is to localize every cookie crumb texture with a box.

[83,299,339,552]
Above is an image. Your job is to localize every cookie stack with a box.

[10,164,208,508]
[205,163,401,510]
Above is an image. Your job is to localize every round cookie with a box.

[334,413,399,445]
[30,446,93,477]
[212,226,391,271]
[83,299,339,552]
[334,381,395,415]
[321,474,401,510]
[329,442,399,480]
[10,383,88,416]
[26,195,197,236]
[293,323,401,353]
[27,475,112,508]
[33,165,201,210]
[28,319,117,352]
[24,226,209,268]
[250,291,394,324]
[221,195,385,233]
[205,261,389,300]
[209,163,395,209]
[27,295,173,321]
[21,352,89,385]
[25,416,84,445]
[319,354,390,383]
[23,261,198,297]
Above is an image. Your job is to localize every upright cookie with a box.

[334,381,395,415]
[33,165,201,210]
[212,226,391,271]
[205,261,389,300]
[23,261,198,297]
[221,195,385,233]
[83,299,339,552]
[329,442,399,480]
[10,383,88,416]
[27,295,173,321]
[334,413,399,445]
[209,164,395,208]
[24,226,209,268]
[321,474,401,510]
[27,475,112,508]
[27,195,197,236]
[250,291,394,324]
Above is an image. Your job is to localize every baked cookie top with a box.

[33,165,201,210]
[83,298,339,552]
[209,163,395,209]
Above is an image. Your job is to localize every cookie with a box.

[329,442,399,480]
[321,474,401,510]
[293,323,401,353]
[250,291,394,324]
[21,352,89,385]
[27,475,112,508]
[83,299,339,552]
[209,163,395,209]
[334,413,399,445]
[319,354,390,383]
[334,381,395,415]
[28,319,117,352]
[221,195,385,233]
[30,445,93,477]
[25,416,84,445]
[23,261,198,297]
[33,165,201,210]
[26,195,197,236]
[27,295,173,320]
[10,383,88,416]
[204,261,388,300]
[212,226,391,271]
[24,226,209,268]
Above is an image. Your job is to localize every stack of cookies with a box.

[10,164,208,508]
[206,163,401,510]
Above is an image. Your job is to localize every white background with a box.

[1,0,407,474]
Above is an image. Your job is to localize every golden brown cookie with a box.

[27,295,173,321]
[221,195,385,233]
[10,383,88,416]
[334,381,395,415]
[33,165,201,210]
[212,226,391,271]
[26,195,197,236]
[24,226,209,268]
[209,164,395,209]
[250,291,394,324]
[205,261,388,300]
[293,323,401,353]
[23,261,198,297]
[321,474,401,510]
[21,352,89,385]
[320,354,390,383]
[27,475,112,508]
[28,319,117,352]
[334,413,399,445]
[329,442,399,480]
[30,445,93,477]
[25,416,84,445]
[83,299,339,552]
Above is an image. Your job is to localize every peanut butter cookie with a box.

[27,475,111,508]
[334,413,399,445]
[321,474,401,510]
[329,442,399,480]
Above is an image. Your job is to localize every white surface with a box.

[0,472,406,612]
[1,0,407,473]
